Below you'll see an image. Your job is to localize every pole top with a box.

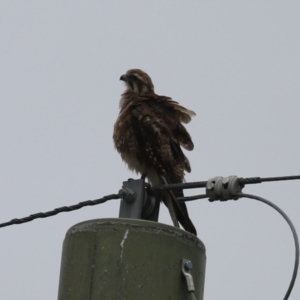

[65,218,206,252]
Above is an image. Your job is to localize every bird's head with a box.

[120,69,155,95]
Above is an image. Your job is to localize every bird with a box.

[113,69,197,235]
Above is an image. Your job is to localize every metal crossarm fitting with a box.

[118,178,160,221]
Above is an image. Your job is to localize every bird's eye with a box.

[129,75,138,81]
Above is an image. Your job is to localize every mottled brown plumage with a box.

[113,69,197,235]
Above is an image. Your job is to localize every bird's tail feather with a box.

[159,175,197,236]
[175,196,197,236]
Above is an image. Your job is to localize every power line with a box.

[153,174,300,191]
[0,194,120,228]
[236,193,299,300]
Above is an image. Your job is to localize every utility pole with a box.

[57,179,206,299]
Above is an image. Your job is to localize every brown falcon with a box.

[113,69,197,235]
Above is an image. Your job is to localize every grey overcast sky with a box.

[0,1,299,299]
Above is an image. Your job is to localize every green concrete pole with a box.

[57,218,206,300]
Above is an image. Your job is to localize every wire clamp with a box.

[206,176,244,202]
[182,258,196,293]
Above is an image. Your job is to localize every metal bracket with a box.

[141,186,160,222]
[118,178,160,221]
[206,176,244,202]
[181,258,196,293]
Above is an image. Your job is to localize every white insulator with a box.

[206,176,243,201]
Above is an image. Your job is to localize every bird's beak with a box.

[120,74,128,82]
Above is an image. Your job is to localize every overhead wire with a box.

[177,194,208,202]
[0,194,120,228]
[236,193,299,300]
[153,174,300,191]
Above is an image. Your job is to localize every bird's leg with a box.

[159,176,179,228]
[167,191,180,228]
[140,173,153,191]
